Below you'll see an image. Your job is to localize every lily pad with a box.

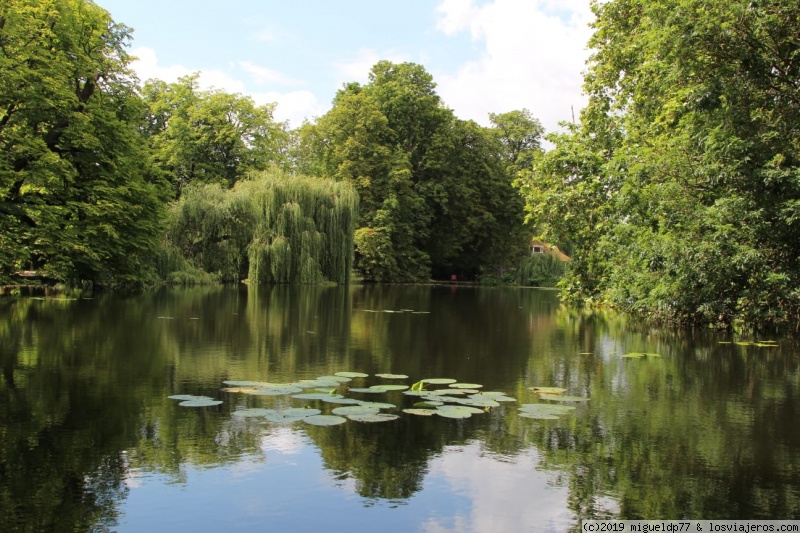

[478,394,516,402]
[314,387,339,394]
[414,401,443,408]
[179,398,223,407]
[456,397,499,408]
[375,373,409,379]
[168,394,200,401]
[321,397,362,405]
[621,352,662,358]
[355,401,396,409]
[538,394,589,402]
[530,386,568,394]
[347,413,400,423]
[435,405,485,419]
[403,408,437,416]
[335,371,369,378]
[518,403,575,419]
[449,383,483,389]
[368,384,409,392]
[421,378,457,385]
[222,380,274,387]
[349,387,385,394]
[245,386,303,396]
[331,406,379,416]
[265,412,310,424]
[303,415,347,426]
[292,392,340,400]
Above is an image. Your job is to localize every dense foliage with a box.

[0,0,167,286]
[522,0,800,329]
[294,62,536,282]
[163,169,358,284]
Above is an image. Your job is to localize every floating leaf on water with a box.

[754,343,778,348]
[621,352,662,359]
[579,352,593,355]
[435,405,484,419]
[411,311,431,314]
[421,378,457,385]
[369,384,409,392]
[414,401,444,408]
[717,341,733,344]
[362,309,378,312]
[221,387,259,394]
[335,371,369,378]
[321,397,362,405]
[292,393,339,400]
[282,408,321,417]
[456,397,499,408]
[233,408,278,418]
[355,401,396,409]
[264,412,308,424]
[538,394,589,402]
[424,395,464,404]
[317,375,352,383]
[304,415,347,426]
[223,380,275,387]
[480,394,516,402]
[735,341,752,346]
[347,413,400,423]
[314,387,339,394]
[349,388,385,394]
[168,394,200,401]
[452,389,480,395]
[332,406,380,416]
[403,408,437,416]
[426,389,466,396]
[403,390,429,397]
[179,398,223,407]
[375,373,409,379]
[245,386,303,396]
[530,386,568,394]
[449,383,483,389]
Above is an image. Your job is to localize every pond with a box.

[1,285,799,532]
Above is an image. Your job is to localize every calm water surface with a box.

[1,285,799,532]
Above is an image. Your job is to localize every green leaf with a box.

[303,415,347,426]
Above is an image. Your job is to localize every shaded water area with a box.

[1,285,800,532]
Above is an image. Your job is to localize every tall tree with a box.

[525,0,800,328]
[0,0,167,285]
[141,75,288,194]
[296,61,532,282]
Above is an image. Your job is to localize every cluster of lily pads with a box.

[167,372,590,426]
[517,386,590,420]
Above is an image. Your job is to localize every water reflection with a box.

[1,286,800,532]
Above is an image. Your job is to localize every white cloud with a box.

[422,443,579,533]
[130,46,246,94]
[239,61,304,87]
[129,47,322,128]
[434,0,594,134]
[252,90,325,128]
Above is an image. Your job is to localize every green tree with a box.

[141,75,288,194]
[0,0,167,286]
[525,0,800,327]
[296,61,531,282]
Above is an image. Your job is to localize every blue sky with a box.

[95,0,595,134]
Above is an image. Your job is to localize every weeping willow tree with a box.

[241,171,358,284]
[161,169,358,284]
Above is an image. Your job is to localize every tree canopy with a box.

[0,0,167,286]
[295,61,535,282]
[522,0,800,328]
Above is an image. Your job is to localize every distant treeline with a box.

[3,0,799,329]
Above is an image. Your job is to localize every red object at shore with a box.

[450,274,457,281]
